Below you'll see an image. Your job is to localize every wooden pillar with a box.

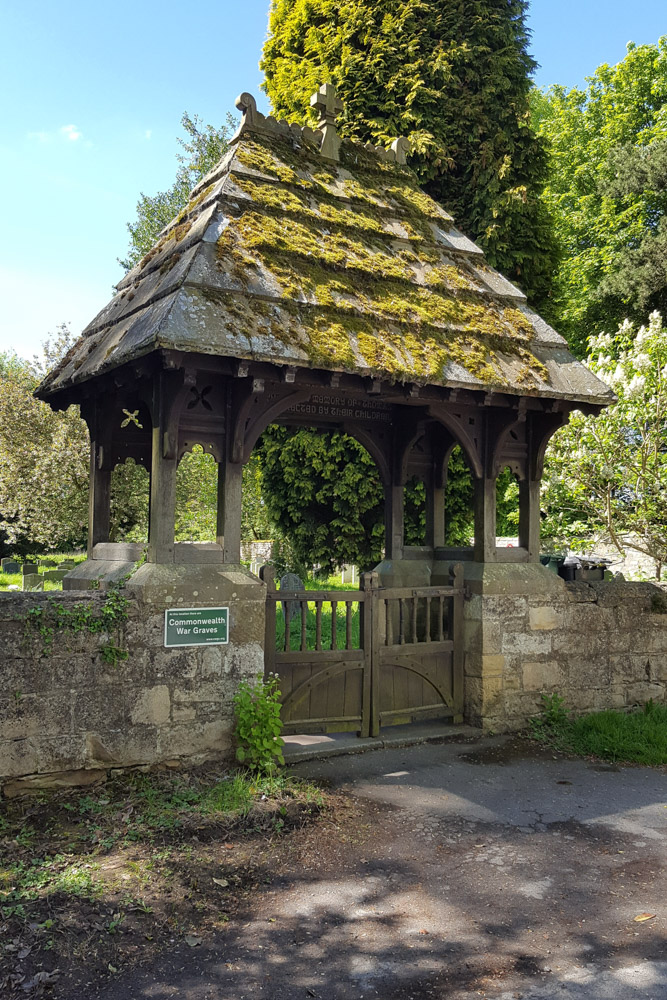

[473,477,497,562]
[217,459,243,563]
[148,436,176,564]
[519,478,541,561]
[384,482,404,561]
[425,472,446,549]
[147,376,177,564]
[88,448,111,558]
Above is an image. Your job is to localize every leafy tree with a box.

[261,0,556,306]
[119,112,237,272]
[0,328,152,553]
[541,311,667,579]
[258,426,385,573]
[533,38,667,354]
[257,428,476,573]
[597,141,667,318]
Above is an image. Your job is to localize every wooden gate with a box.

[261,565,464,737]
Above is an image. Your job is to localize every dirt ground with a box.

[3,735,666,999]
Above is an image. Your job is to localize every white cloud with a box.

[145,129,152,140]
[60,124,82,141]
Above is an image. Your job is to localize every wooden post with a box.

[147,374,178,564]
[218,459,243,563]
[260,565,276,678]
[360,571,377,738]
[384,482,404,560]
[88,447,111,558]
[451,563,464,723]
[519,478,541,562]
[148,428,176,564]
[425,481,445,548]
[473,477,497,562]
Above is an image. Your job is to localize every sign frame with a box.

[164,606,229,648]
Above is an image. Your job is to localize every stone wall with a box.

[0,572,265,796]
[464,571,667,732]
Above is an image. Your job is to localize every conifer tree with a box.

[261,0,556,306]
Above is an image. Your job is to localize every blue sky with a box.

[1,1,665,359]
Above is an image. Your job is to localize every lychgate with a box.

[37,84,614,742]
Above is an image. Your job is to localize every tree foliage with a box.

[542,312,667,579]
[257,428,480,573]
[261,0,556,305]
[119,112,236,272]
[533,38,667,354]
[0,329,149,553]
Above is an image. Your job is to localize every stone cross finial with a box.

[310,83,343,161]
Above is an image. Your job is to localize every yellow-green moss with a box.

[175,184,215,224]
[230,210,417,282]
[232,175,415,243]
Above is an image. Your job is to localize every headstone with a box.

[44,570,67,582]
[22,574,43,591]
[279,573,304,626]
[21,563,38,576]
[1,560,19,574]
[58,561,75,571]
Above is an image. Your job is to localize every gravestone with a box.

[44,570,67,582]
[21,563,38,576]
[1,560,19,574]
[22,574,43,591]
[58,561,76,571]
[279,573,304,626]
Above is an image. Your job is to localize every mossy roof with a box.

[38,119,614,406]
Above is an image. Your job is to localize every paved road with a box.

[94,736,667,1000]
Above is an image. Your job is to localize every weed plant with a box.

[530,694,667,765]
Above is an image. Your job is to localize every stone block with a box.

[501,632,551,656]
[172,704,197,722]
[522,660,565,691]
[84,728,159,767]
[502,690,544,720]
[22,574,43,591]
[0,737,40,779]
[564,603,612,632]
[3,768,106,798]
[21,563,38,576]
[625,682,665,706]
[481,621,502,655]
[172,680,222,706]
[43,570,67,582]
[563,655,611,689]
[528,606,560,631]
[480,654,506,677]
[609,652,654,683]
[553,630,608,658]
[565,582,598,603]
[157,719,233,760]
[130,685,171,726]
[482,595,528,620]
[1,560,19,574]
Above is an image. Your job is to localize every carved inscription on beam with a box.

[279,392,393,425]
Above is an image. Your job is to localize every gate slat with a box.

[315,601,323,651]
[300,600,307,652]
[330,600,338,650]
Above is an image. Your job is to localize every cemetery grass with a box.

[528,699,667,766]
[0,552,87,592]
[0,765,331,997]
[275,575,361,651]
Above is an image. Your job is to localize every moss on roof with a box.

[37,119,614,406]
